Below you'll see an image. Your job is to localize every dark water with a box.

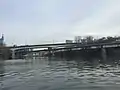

[0,57,120,90]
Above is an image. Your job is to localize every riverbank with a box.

[0,46,11,60]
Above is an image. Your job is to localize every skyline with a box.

[1,0,120,45]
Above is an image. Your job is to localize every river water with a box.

[0,57,120,90]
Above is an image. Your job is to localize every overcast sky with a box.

[1,0,120,45]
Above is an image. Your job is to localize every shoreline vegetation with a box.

[73,36,120,44]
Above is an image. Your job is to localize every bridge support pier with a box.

[48,47,52,56]
[101,47,107,61]
[27,53,33,59]
[39,52,42,57]
[11,49,16,59]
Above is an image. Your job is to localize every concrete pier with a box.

[101,48,107,61]
[11,49,15,59]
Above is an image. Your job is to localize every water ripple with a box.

[1,59,120,90]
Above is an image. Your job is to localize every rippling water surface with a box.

[0,57,120,90]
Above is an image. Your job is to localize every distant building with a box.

[0,34,4,46]
[66,40,73,43]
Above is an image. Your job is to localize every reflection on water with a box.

[0,57,120,90]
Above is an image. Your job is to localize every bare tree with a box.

[84,36,94,43]
[74,36,82,43]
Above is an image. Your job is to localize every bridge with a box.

[6,42,120,59]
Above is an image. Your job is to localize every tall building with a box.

[0,34,4,46]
